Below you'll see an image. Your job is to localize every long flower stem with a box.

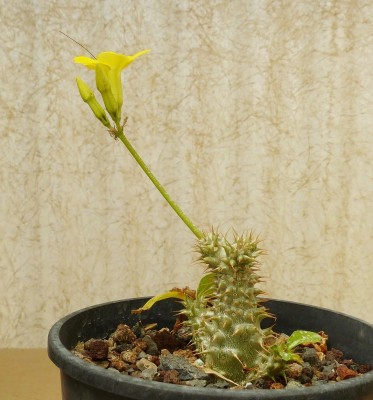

[116,126,203,239]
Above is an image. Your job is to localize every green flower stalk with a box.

[74,49,321,386]
[75,49,202,239]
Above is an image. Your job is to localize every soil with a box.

[72,318,372,390]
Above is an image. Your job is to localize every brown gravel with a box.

[72,320,372,390]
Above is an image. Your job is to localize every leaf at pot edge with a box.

[131,291,187,314]
[286,330,322,350]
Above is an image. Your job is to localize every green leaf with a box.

[275,344,302,363]
[273,330,322,364]
[131,291,187,314]
[286,330,322,350]
[196,273,215,299]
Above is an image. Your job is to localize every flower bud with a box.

[76,77,111,128]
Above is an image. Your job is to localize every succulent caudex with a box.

[183,231,288,384]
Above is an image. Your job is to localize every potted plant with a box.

[48,48,373,400]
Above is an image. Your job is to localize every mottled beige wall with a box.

[0,0,372,347]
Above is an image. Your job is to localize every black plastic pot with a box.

[48,297,373,400]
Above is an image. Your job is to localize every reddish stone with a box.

[163,369,180,384]
[112,324,136,344]
[270,382,285,389]
[151,328,181,353]
[337,364,358,380]
[84,339,109,361]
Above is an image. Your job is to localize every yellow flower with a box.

[74,50,149,118]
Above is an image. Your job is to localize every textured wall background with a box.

[0,0,372,347]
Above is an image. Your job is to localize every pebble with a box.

[132,322,146,338]
[286,362,303,378]
[185,379,208,387]
[206,379,230,389]
[326,348,344,362]
[130,371,143,379]
[161,369,180,384]
[175,326,192,342]
[336,364,358,380]
[159,354,210,381]
[109,358,128,372]
[142,368,158,380]
[121,350,138,364]
[147,355,160,366]
[115,343,132,353]
[136,359,158,380]
[136,358,158,372]
[93,360,110,368]
[302,347,321,366]
[137,351,148,359]
[194,359,204,367]
[286,380,304,389]
[270,382,285,389]
[84,339,109,361]
[151,328,182,353]
[321,364,336,380]
[112,324,137,344]
[312,378,328,386]
[300,362,314,383]
[142,335,159,356]
[173,349,197,363]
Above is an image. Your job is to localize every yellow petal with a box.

[97,49,149,71]
[74,56,99,69]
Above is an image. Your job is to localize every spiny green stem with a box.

[115,126,203,239]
